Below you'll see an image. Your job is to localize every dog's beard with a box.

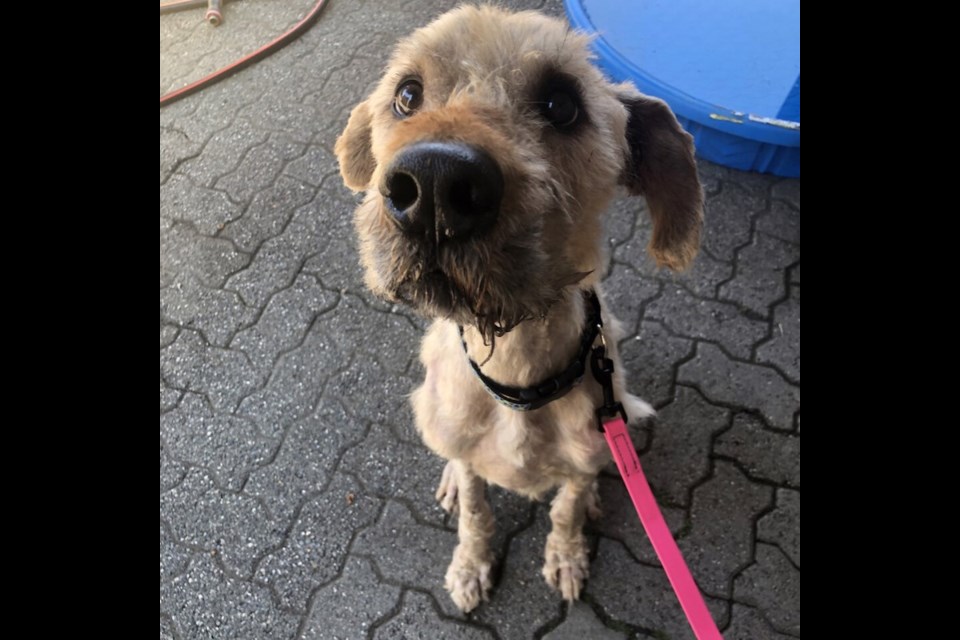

[389,243,589,344]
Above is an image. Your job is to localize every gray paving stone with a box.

[678,343,799,432]
[300,227,366,292]
[588,474,686,565]
[340,422,448,525]
[771,180,801,209]
[255,474,382,612]
[160,523,192,583]
[789,263,800,285]
[323,293,420,376]
[244,401,366,524]
[614,219,736,301]
[160,126,202,185]
[755,287,800,381]
[323,357,420,427]
[160,468,284,577]
[161,554,300,640]
[160,442,187,492]
[642,386,729,506]
[702,183,765,260]
[160,329,260,412]
[757,489,800,567]
[726,604,796,640]
[734,543,800,636]
[161,394,276,491]
[161,174,242,237]
[159,615,176,640]
[680,461,772,598]
[604,195,642,250]
[301,556,402,640]
[216,134,306,204]
[160,379,182,414]
[236,323,346,438]
[620,320,693,409]
[601,263,662,336]
[474,508,564,639]
[230,274,339,372]
[283,145,340,188]
[646,287,767,359]
[588,537,726,639]
[160,323,179,349]
[715,414,801,487]
[179,119,270,188]
[755,200,800,245]
[220,176,315,253]
[353,500,459,617]
[543,601,627,640]
[374,591,494,640]
[160,222,250,289]
[719,232,799,316]
[161,275,255,346]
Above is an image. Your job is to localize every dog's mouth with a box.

[387,242,590,342]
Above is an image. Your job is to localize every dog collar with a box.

[459,290,603,411]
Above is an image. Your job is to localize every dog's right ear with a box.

[618,89,703,272]
[335,100,376,192]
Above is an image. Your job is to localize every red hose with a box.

[159,0,330,108]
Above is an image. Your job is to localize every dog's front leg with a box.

[543,476,598,600]
[443,459,495,612]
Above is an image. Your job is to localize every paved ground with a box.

[160,2,800,638]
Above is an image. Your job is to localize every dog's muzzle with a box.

[380,141,504,242]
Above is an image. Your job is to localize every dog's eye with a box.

[542,90,581,129]
[394,80,424,117]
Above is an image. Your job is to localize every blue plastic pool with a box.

[565,0,800,177]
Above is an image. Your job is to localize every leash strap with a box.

[602,416,723,640]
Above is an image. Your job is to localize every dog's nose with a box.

[380,141,503,241]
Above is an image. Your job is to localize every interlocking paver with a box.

[301,556,402,640]
[619,320,693,409]
[641,386,730,505]
[734,543,801,636]
[678,343,799,432]
[680,461,772,597]
[587,537,727,639]
[756,287,801,381]
[161,394,276,490]
[254,473,382,611]
[160,554,300,640]
[374,591,495,640]
[646,287,768,359]
[543,601,628,640]
[757,489,801,567]
[160,0,799,635]
[719,232,800,316]
[715,414,801,487]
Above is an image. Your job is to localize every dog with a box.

[335,5,703,612]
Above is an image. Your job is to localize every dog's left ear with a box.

[619,89,704,271]
[335,100,376,192]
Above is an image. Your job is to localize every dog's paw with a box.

[445,545,493,612]
[435,460,459,514]
[542,533,590,601]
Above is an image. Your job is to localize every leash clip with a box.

[591,336,626,432]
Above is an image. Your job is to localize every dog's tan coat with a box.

[336,5,702,612]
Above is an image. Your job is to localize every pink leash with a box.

[602,416,723,640]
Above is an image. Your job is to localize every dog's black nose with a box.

[380,141,503,241]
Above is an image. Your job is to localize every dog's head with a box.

[337,5,702,340]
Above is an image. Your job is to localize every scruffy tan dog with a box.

[336,5,702,612]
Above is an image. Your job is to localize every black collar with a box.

[459,290,603,411]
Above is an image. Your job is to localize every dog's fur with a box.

[336,5,703,612]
